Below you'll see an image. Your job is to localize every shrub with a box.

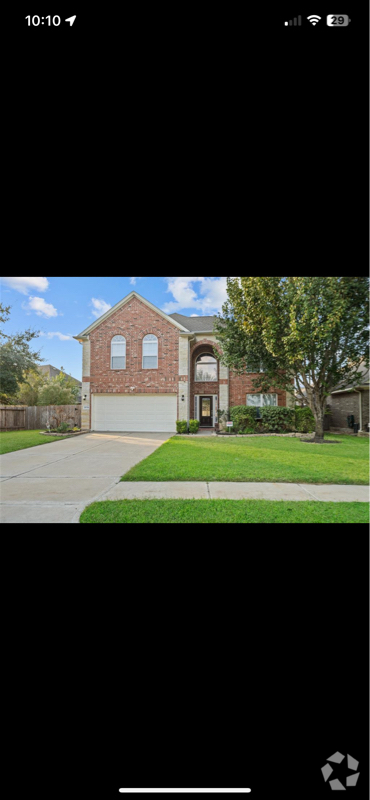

[57,422,69,433]
[176,420,188,434]
[189,419,200,434]
[295,406,315,433]
[260,407,295,432]
[230,406,257,433]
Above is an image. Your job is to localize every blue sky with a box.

[0,277,230,380]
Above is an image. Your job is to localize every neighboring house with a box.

[328,365,369,434]
[74,291,294,433]
[38,365,82,404]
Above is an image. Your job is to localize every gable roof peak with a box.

[74,290,190,340]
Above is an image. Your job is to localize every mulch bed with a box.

[300,439,341,444]
[40,430,90,437]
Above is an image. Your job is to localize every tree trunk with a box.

[312,396,326,443]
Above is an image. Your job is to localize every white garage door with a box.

[92,394,177,432]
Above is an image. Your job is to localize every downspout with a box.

[353,389,362,431]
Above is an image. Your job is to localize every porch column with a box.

[219,362,229,413]
[81,339,91,430]
[178,336,190,423]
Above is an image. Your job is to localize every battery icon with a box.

[326,15,350,26]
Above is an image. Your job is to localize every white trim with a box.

[74,291,190,339]
[213,394,218,427]
[195,394,218,427]
[194,351,218,383]
[111,335,126,370]
[142,334,158,370]
[247,393,278,407]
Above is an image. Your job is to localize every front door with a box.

[200,396,213,427]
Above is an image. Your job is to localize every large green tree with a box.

[15,369,45,406]
[0,303,43,403]
[215,277,370,442]
[38,370,79,406]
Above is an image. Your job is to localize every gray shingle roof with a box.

[170,313,218,332]
[332,365,369,392]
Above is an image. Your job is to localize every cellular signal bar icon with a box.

[284,15,302,26]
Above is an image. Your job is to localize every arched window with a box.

[195,353,218,382]
[142,334,158,369]
[111,336,126,370]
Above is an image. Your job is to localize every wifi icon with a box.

[307,14,322,25]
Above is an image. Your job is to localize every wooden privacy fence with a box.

[0,405,81,431]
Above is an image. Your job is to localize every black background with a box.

[11,5,369,258]
[7,4,370,798]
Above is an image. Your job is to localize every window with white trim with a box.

[195,353,218,382]
[247,393,278,407]
[143,334,158,369]
[246,360,265,373]
[111,336,126,370]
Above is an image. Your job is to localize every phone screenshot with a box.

[4,5,369,800]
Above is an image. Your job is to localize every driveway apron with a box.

[0,432,169,524]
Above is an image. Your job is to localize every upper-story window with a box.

[195,353,218,382]
[246,360,265,373]
[111,335,126,370]
[143,334,158,369]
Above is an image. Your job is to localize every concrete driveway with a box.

[0,432,169,524]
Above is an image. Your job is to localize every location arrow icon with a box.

[65,15,76,26]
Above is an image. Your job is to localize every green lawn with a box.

[122,434,369,485]
[80,499,369,524]
[0,429,69,454]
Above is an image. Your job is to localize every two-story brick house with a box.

[74,291,292,432]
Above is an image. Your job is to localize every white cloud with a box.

[23,296,58,318]
[0,276,49,294]
[162,277,230,315]
[91,298,112,318]
[40,331,73,341]
[130,277,143,285]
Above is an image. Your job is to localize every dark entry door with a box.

[200,396,213,427]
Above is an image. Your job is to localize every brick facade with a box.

[85,297,179,399]
[229,373,287,408]
[362,390,369,431]
[76,291,291,431]
[329,389,369,432]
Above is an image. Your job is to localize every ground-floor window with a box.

[247,393,278,407]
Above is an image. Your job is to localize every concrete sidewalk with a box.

[103,482,370,502]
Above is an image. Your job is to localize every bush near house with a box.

[229,405,315,434]
[230,406,257,433]
[189,419,200,434]
[260,406,295,433]
[176,420,188,434]
[295,407,316,433]
[229,405,295,434]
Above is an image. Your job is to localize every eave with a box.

[74,291,190,339]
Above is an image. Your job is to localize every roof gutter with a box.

[179,330,215,335]
[331,385,369,393]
